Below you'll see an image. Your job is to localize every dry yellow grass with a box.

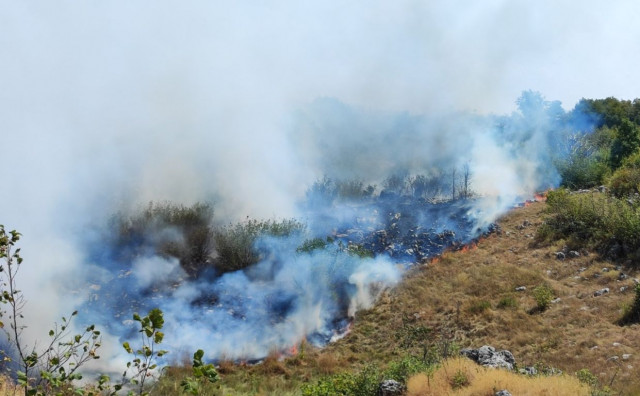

[0,375,20,395]
[406,357,590,396]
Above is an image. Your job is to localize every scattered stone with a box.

[555,251,566,260]
[578,267,587,273]
[515,286,526,292]
[377,379,406,396]
[460,345,516,370]
[546,367,563,375]
[519,366,537,376]
[634,278,640,285]
[551,298,561,304]
[495,390,512,396]
[623,354,632,360]
[619,273,629,280]
[620,286,628,293]
[608,356,619,362]
[590,345,599,350]
[568,250,580,258]
[593,288,610,297]
[613,342,622,347]
[599,185,608,193]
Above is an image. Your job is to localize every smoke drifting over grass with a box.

[0,0,633,373]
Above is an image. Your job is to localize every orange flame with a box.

[534,191,548,202]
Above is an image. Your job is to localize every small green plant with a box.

[467,300,491,314]
[296,237,328,253]
[532,284,554,312]
[396,317,435,364]
[300,364,381,396]
[450,369,469,389]
[0,226,102,396]
[618,284,640,325]
[497,296,518,309]
[576,368,599,388]
[384,355,432,384]
[120,308,168,395]
[346,244,374,258]
[180,349,219,395]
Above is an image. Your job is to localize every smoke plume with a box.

[0,0,631,374]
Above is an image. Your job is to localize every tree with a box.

[610,119,640,169]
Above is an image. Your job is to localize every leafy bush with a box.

[576,368,599,388]
[608,150,640,197]
[305,177,376,205]
[451,369,469,389]
[1,226,105,395]
[120,308,169,395]
[297,237,329,253]
[497,296,518,309]
[180,349,219,395]
[558,127,615,189]
[213,218,305,273]
[384,356,431,384]
[619,284,640,325]
[111,202,215,277]
[610,119,640,169]
[532,284,554,312]
[300,365,380,396]
[559,156,611,190]
[346,243,374,258]
[539,189,640,260]
[467,300,491,314]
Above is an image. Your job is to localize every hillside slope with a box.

[159,200,640,395]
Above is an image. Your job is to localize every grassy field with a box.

[153,200,640,395]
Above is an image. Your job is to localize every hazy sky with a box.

[2,0,639,228]
[1,0,639,368]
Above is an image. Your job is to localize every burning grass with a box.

[148,199,640,394]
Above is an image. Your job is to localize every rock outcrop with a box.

[460,345,516,370]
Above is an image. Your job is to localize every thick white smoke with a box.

[0,0,636,374]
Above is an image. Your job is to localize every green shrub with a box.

[558,126,614,189]
[1,227,103,395]
[384,356,432,384]
[576,368,599,388]
[112,202,215,277]
[619,284,640,325]
[467,300,491,314]
[300,365,381,396]
[297,237,329,253]
[451,369,469,389]
[532,284,554,312]
[608,166,640,197]
[213,218,305,273]
[559,155,611,189]
[540,189,640,260]
[497,296,518,309]
[346,244,375,258]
